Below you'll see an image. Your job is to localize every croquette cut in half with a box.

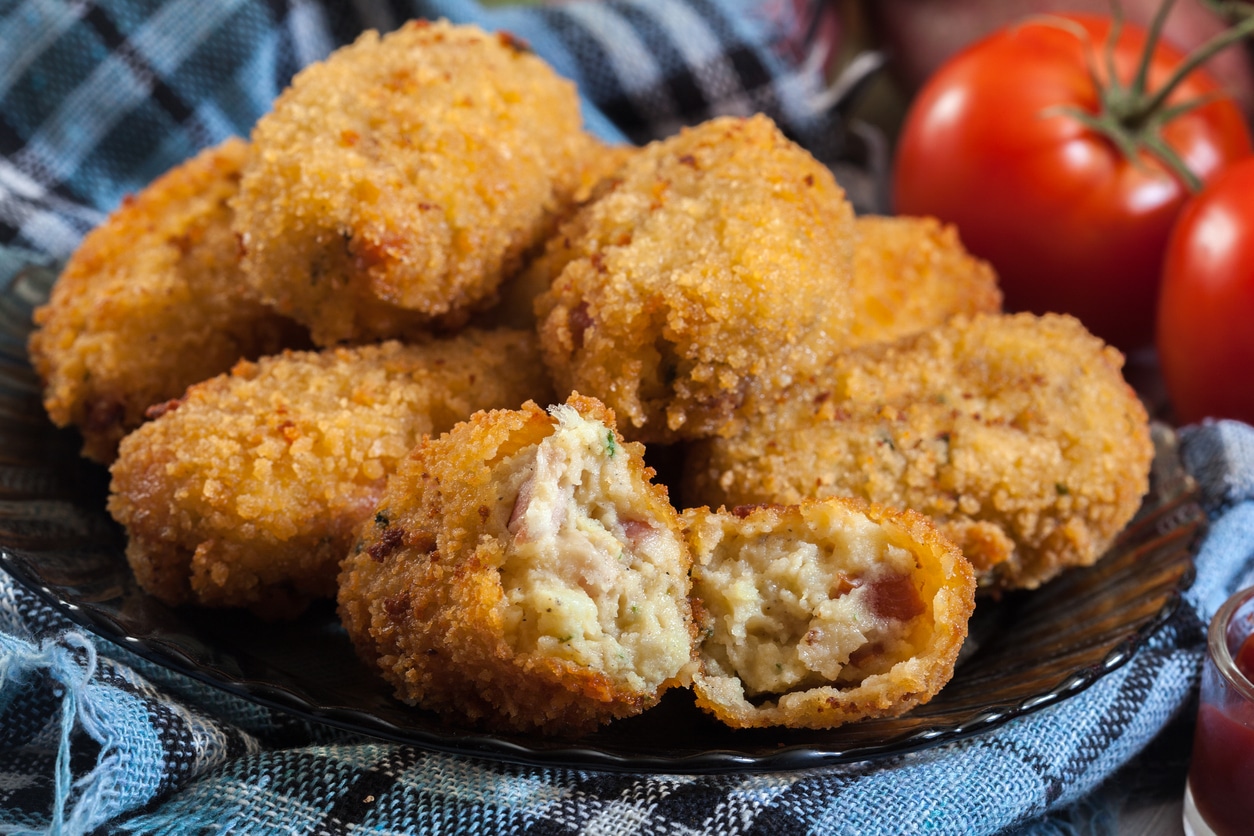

[337,394,697,735]
[233,19,601,345]
[108,329,552,617]
[29,137,307,463]
[684,313,1154,592]
[533,114,857,444]
[683,500,975,729]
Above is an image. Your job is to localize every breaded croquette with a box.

[28,137,307,463]
[533,114,857,444]
[338,394,696,735]
[108,329,552,617]
[233,20,598,345]
[848,215,1001,347]
[479,141,640,331]
[684,499,974,729]
[684,313,1153,591]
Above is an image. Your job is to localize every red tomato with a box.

[1157,158,1254,425]
[893,13,1252,351]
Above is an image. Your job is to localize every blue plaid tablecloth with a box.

[2,1,1252,833]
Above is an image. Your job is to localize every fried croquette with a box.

[479,141,640,331]
[684,500,974,729]
[684,313,1154,591]
[533,114,857,444]
[337,394,696,735]
[233,19,598,345]
[28,137,307,463]
[108,329,552,616]
[848,215,1001,346]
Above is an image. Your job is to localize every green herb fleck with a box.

[605,431,617,458]
[1055,483,1070,496]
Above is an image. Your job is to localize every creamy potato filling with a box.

[696,514,927,696]
[496,404,689,691]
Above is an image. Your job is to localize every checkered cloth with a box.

[0,0,880,257]
[0,1,1249,833]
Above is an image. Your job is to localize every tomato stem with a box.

[1105,7,1126,97]
[1144,132,1199,186]
[1133,9,1254,120]
[1060,0,1254,190]
[1128,0,1177,99]
[1205,2,1254,19]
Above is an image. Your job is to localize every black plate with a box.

[0,265,1207,773]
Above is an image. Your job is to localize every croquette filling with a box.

[496,404,690,691]
[696,514,928,697]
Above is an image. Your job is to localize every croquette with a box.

[108,329,552,617]
[233,20,599,345]
[847,215,1001,347]
[28,137,307,463]
[533,114,857,444]
[684,499,974,729]
[479,141,639,331]
[684,313,1154,591]
[337,394,696,735]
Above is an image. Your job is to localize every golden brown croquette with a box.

[533,114,857,444]
[683,313,1154,591]
[847,214,1002,347]
[337,394,696,735]
[233,20,600,345]
[479,141,640,332]
[108,329,552,617]
[28,137,307,463]
[684,499,974,729]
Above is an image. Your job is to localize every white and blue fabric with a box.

[1,1,1249,833]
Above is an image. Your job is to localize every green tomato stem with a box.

[1132,10,1254,120]
[1128,0,1178,99]
[1054,0,1254,191]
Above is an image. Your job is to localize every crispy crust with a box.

[28,137,307,463]
[848,215,1002,346]
[337,393,696,735]
[108,329,551,617]
[480,142,640,331]
[685,499,974,729]
[684,313,1154,591]
[533,114,856,443]
[233,20,595,345]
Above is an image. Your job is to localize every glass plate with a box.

[0,265,1207,774]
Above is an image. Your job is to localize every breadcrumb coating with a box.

[233,20,597,345]
[108,329,552,616]
[533,114,857,443]
[28,137,307,463]
[685,499,974,729]
[338,394,696,735]
[848,215,1002,346]
[684,313,1153,591]
[480,142,639,331]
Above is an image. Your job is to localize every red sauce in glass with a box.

[1190,632,1254,836]
[1237,631,1254,681]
